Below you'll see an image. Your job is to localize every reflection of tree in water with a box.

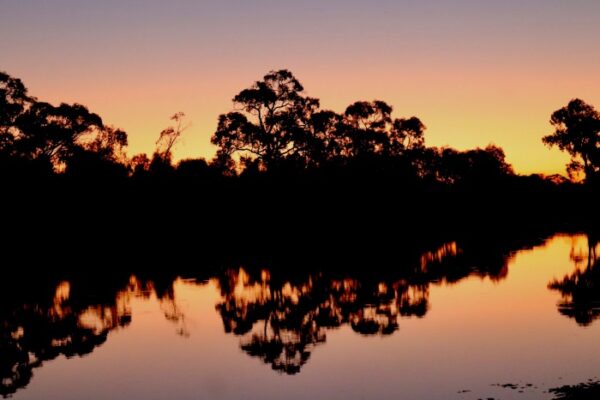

[214,236,539,374]
[0,273,187,398]
[549,234,600,326]
[0,232,553,393]
[215,269,430,374]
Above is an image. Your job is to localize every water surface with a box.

[2,234,599,400]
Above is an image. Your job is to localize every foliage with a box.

[543,99,600,182]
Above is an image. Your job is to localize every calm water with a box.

[2,234,599,400]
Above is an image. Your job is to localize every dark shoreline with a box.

[549,380,600,400]
[2,175,598,266]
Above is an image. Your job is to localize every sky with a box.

[2,0,600,175]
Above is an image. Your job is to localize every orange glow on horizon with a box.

[20,64,592,176]
[5,2,600,177]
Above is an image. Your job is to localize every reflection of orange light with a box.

[401,285,428,306]
[331,279,359,303]
[378,283,388,295]
[420,242,460,270]
[77,289,132,334]
[51,281,71,318]
[261,269,270,282]
[227,268,316,306]
[232,268,272,305]
[54,281,71,302]
[568,235,600,272]
[78,306,111,334]
[282,283,301,304]
[11,326,24,340]
[78,303,129,334]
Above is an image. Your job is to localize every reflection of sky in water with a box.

[3,234,600,400]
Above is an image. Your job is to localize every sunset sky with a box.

[2,0,600,175]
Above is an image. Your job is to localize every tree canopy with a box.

[210,70,427,174]
[0,71,130,176]
[211,70,319,171]
[543,99,600,182]
[5,68,587,191]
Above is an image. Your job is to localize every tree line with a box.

[1,69,599,186]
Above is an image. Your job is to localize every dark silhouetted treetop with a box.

[0,72,32,137]
[156,112,188,161]
[0,68,576,191]
[389,116,426,153]
[211,70,320,171]
[1,72,33,158]
[64,125,129,179]
[15,102,105,166]
[344,100,393,129]
[338,100,426,158]
[175,158,221,182]
[303,109,344,162]
[429,145,514,186]
[211,71,428,174]
[0,71,130,175]
[340,100,393,156]
[140,112,190,177]
[130,153,151,175]
[543,99,600,182]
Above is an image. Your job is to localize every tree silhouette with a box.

[389,116,426,154]
[130,153,151,176]
[0,71,130,176]
[155,112,188,161]
[14,102,108,169]
[548,235,600,326]
[0,279,132,397]
[210,72,431,176]
[543,99,600,182]
[431,145,514,186]
[335,100,426,161]
[0,66,592,243]
[140,112,190,176]
[340,100,393,157]
[211,234,534,374]
[2,73,127,179]
[176,158,212,180]
[0,72,32,149]
[301,109,344,164]
[211,70,320,171]
[64,126,129,178]
[0,229,565,395]
[0,273,197,397]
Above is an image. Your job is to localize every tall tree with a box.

[543,99,600,182]
[155,112,188,161]
[0,72,32,153]
[79,125,128,161]
[303,110,344,164]
[388,116,426,154]
[338,101,426,158]
[341,100,393,157]
[65,126,129,177]
[1,71,129,174]
[433,145,514,185]
[14,102,106,168]
[211,70,318,171]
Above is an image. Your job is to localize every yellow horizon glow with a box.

[16,62,597,176]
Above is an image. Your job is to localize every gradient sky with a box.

[2,0,600,174]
